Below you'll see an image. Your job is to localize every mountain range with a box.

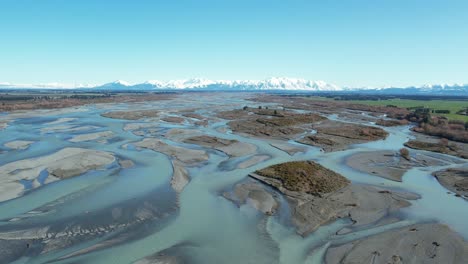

[93,78,341,91]
[1,78,467,95]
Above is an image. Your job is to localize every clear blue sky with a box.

[1,0,467,87]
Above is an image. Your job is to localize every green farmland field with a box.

[345,99,468,122]
[306,96,468,122]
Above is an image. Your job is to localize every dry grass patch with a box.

[255,161,350,196]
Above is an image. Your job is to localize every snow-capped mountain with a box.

[416,83,468,92]
[105,80,131,87]
[96,80,132,89]
[1,78,467,94]
[224,78,341,91]
[93,77,342,91]
[351,83,468,95]
[0,82,96,89]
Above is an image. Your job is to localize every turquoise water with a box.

[0,93,467,264]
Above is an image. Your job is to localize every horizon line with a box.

[1,77,467,90]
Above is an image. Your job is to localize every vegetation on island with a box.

[255,161,350,196]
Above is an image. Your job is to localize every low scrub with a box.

[376,119,409,127]
[399,148,410,160]
[255,161,349,196]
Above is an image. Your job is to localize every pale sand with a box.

[0,147,115,202]
[237,155,270,169]
[171,160,190,193]
[132,243,186,264]
[41,125,99,134]
[101,110,159,120]
[216,126,229,134]
[326,223,468,264]
[7,107,88,119]
[133,255,180,264]
[1,108,87,132]
[217,141,256,157]
[134,138,208,164]
[269,140,306,155]
[161,116,185,124]
[0,121,7,131]
[118,159,135,169]
[433,167,468,198]
[250,172,418,236]
[224,182,278,215]
[164,128,203,141]
[346,150,449,182]
[297,120,388,152]
[133,138,208,193]
[69,131,114,143]
[183,135,257,157]
[4,140,35,150]
[123,123,156,131]
[45,117,76,126]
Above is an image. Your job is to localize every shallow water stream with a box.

[0,93,467,264]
